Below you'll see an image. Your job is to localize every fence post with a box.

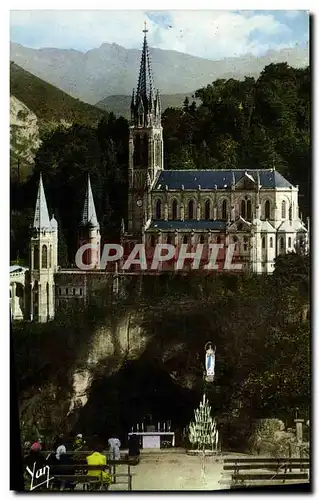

[288,442,292,472]
[128,465,132,491]
[294,419,304,443]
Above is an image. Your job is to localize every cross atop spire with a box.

[33,173,52,232]
[81,175,99,229]
[143,20,148,33]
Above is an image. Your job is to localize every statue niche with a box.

[134,134,149,168]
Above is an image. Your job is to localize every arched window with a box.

[241,198,252,220]
[288,237,291,248]
[167,234,172,245]
[282,200,286,219]
[143,134,149,165]
[265,200,270,219]
[270,237,273,248]
[172,200,178,220]
[280,237,284,249]
[205,200,210,220]
[49,245,52,268]
[233,236,238,250]
[133,135,141,166]
[150,235,155,247]
[243,236,248,251]
[247,200,252,220]
[183,235,188,244]
[155,199,162,219]
[262,237,265,249]
[222,200,227,220]
[216,236,221,244]
[200,235,205,244]
[289,205,292,220]
[241,200,246,218]
[42,245,48,268]
[34,245,39,270]
[188,200,194,219]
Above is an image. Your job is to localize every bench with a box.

[49,463,134,491]
[222,457,310,488]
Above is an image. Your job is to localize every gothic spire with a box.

[81,175,99,228]
[33,173,52,232]
[136,22,154,109]
[131,23,161,126]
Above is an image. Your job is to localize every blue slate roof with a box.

[154,169,293,190]
[148,220,227,231]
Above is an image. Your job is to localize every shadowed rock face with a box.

[10,42,309,105]
[74,356,200,442]
[68,310,207,439]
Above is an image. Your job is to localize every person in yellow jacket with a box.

[86,445,112,490]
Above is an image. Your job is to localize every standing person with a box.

[86,444,112,490]
[108,436,121,460]
[72,433,86,474]
[73,433,85,452]
[128,434,140,461]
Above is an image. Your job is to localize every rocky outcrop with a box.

[68,311,149,413]
[247,418,306,457]
[68,310,198,414]
[10,95,40,164]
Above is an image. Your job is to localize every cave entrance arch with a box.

[75,358,199,445]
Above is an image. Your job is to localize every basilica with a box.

[10,28,308,322]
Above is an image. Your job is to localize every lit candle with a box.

[137,423,139,432]
[142,423,144,432]
[158,422,160,431]
[163,422,166,431]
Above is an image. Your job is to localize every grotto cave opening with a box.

[73,357,203,446]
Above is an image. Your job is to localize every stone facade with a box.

[121,28,308,273]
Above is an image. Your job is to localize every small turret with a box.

[78,175,101,269]
[33,173,52,234]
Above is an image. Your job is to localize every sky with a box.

[10,9,309,60]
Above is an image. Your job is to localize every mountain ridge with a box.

[10,62,106,127]
[10,41,309,106]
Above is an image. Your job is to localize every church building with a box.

[121,26,308,272]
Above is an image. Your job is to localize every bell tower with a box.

[30,174,57,322]
[128,23,163,233]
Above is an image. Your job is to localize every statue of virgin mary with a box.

[205,342,216,382]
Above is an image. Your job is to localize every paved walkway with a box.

[110,448,226,491]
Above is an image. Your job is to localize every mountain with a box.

[10,42,309,106]
[96,93,196,119]
[10,62,107,127]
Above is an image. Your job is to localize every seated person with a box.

[86,444,112,489]
[24,442,47,491]
[55,445,75,491]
